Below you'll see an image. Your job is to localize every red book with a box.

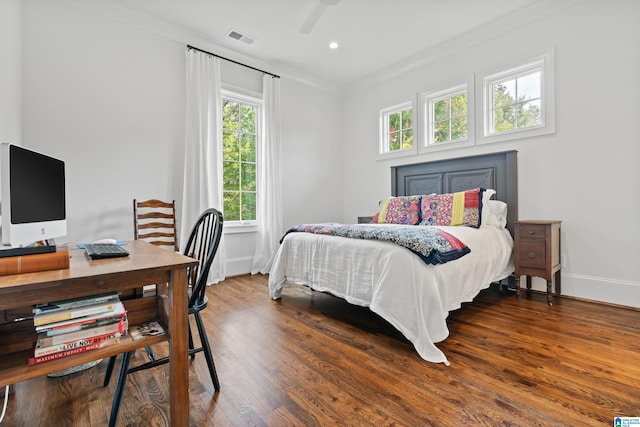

[28,336,120,366]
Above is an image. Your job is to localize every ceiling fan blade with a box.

[299,2,328,34]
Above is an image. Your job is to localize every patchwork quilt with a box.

[281,223,470,265]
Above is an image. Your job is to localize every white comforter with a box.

[268,224,514,365]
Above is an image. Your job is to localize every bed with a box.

[269,151,518,365]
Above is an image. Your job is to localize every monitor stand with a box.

[0,244,57,258]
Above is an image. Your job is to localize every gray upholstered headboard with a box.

[391,150,518,235]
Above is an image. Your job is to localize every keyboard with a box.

[85,243,130,259]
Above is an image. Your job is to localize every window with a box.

[481,51,554,144]
[432,90,467,143]
[489,69,541,133]
[419,77,474,152]
[379,101,415,158]
[222,92,260,222]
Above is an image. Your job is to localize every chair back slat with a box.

[133,199,179,252]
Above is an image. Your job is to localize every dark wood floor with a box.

[3,274,639,426]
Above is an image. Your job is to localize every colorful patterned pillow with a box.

[420,188,485,228]
[371,195,421,225]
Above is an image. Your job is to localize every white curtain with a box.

[251,75,283,274]
[181,50,225,283]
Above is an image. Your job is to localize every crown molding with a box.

[343,0,584,96]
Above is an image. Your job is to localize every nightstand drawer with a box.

[519,239,546,269]
[519,224,546,239]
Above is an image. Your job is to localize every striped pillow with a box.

[420,188,485,228]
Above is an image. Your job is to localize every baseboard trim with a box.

[524,273,640,310]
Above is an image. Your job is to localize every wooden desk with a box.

[0,240,197,426]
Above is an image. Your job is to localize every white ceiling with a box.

[69,0,543,88]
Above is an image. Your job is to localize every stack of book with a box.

[29,292,127,365]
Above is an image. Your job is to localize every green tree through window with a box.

[222,97,258,221]
[380,102,413,154]
[433,93,467,143]
[490,71,541,133]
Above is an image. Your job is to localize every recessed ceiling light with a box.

[329,41,339,49]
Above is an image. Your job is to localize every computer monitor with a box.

[0,143,67,251]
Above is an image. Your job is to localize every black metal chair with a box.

[103,208,223,427]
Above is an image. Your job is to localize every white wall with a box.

[22,0,185,245]
[280,78,344,228]
[0,0,21,145]
[18,0,343,276]
[341,0,640,307]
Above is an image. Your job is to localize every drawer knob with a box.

[528,231,535,235]
[528,252,536,258]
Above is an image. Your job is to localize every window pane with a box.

[517,72,541,101]
[388,130,400,151]
[240,104,256,133]
[401,109,412,130]
[434,121,450,143]
[402,129,413,149]
[241,134,255,162]
[241,163,256,191]
[434,99,450,121]
[223,131,239,161]
[451,94,467,118]
[451,117,467,141]
[223,100,239,131]
[223,192,240,221]
[493,80,515,108]
[223,161,239,189]
[242,192,256,221]
[388,112,400,134]
[517,100,542,128]
[494,106,515,131]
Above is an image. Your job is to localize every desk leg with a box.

[169,268,189,427]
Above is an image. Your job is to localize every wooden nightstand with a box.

[514,220,562,305]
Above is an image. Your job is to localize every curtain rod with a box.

[187,45,280,79]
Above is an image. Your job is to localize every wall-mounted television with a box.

[1,143,67,253]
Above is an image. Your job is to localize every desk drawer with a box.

[519,239,546,269]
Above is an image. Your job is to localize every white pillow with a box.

[481,189,508,228]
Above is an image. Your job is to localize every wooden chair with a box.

[104,208,223,427]
[133,199,179,252]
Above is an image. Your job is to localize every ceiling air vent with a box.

[227,30,255,45]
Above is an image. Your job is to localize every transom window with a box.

[222,93,260,222]
[433,92,467,143]
[419,77,474,153]
[485,58,546,137]
[379,102,413,155]
[425,84,469,146]
[490,71,541,133]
